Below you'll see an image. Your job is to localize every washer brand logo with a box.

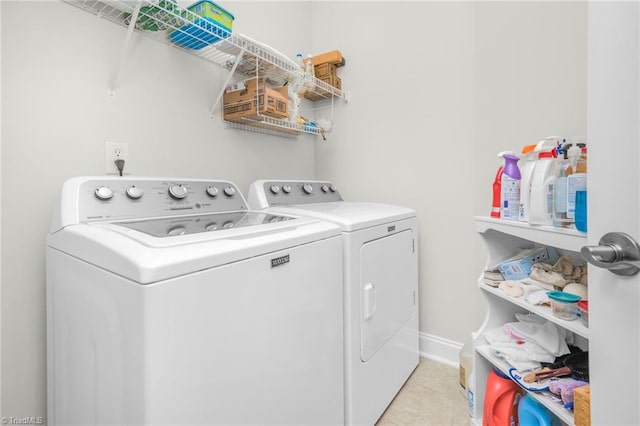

[271,254,290,268]
[388,225,396,232]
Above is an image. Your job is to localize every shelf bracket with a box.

[210,49,246,119]
[108,1,142,95]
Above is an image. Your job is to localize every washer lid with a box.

[264,202,416,232]
[47,213,341,284]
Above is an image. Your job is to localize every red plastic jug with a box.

[482,369,523,426]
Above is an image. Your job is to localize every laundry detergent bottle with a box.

[518,144,537,222]
[529,149,559,225]
[483,369,523,426]
[518,394,561,426]
[500,153,521,221]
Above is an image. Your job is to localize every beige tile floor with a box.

[376,357,471,426]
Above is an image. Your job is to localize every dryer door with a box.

[360,229,416,362]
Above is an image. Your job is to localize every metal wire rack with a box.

[65,0,346,138]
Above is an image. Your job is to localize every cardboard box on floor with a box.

[223,77,289,121]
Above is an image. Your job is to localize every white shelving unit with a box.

[64,0,347,138]
[473,216,588,426]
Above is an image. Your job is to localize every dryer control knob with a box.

[282,184,292,194]
[206,186,219,198]
[270,185,281,194]
[126,185,143,199]
[95,186,114,201]
[321,185,329,193]
[303,183,313,194]
[223,186,236,197]
[168,184,188,200]
[329,185,337,193]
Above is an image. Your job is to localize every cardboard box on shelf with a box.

[574,385,590,426]
[312,50,345,67]
[223,78,288,121]
[314,63,337,79]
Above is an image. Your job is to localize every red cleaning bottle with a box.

[491,166,504,218]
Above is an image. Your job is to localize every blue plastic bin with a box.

[170,1,234,50]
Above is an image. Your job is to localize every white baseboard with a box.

[419,332,462,367]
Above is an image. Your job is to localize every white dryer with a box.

[47,176,344,426]
[248,180,420,426]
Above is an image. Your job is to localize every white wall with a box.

[312,1,587,350]
[311,2,477,360]
[0,0,588,421]
[471,1,587,326]
[1,0,313,419]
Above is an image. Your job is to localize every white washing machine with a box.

[248,180,420,426]
[47,176,344,426]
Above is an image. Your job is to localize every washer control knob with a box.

[205,222,218,232]
[223,186,236,197]
[95,186,114,201]
[126,185,143,200]
[321,184,329,193]
[168,184,188,200]
[270,185,281,194]
[167,226,186,237]
[206,185,219,198]
[282,184,292,194]
[302,183,313,194]
[329,185,337,193]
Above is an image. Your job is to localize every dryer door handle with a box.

[363,282,377,320]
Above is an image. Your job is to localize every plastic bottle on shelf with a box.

[518,394,562,426]
[518,144,537,222]
[305,54,314,76]
[552,142,574,228]
[519,137,560,222]
[491,165,504,218]
[500,152,521,221]
[482,369,523,426]
[529,149,559,225]
[567,146,587,232]
[304,54,315,91]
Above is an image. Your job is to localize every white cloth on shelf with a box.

[504,319,570,357]
[483,315,570,372]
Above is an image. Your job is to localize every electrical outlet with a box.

[105,141,130,175]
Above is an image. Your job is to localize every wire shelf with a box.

[225,115,326,137]
[65,0,344,99]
